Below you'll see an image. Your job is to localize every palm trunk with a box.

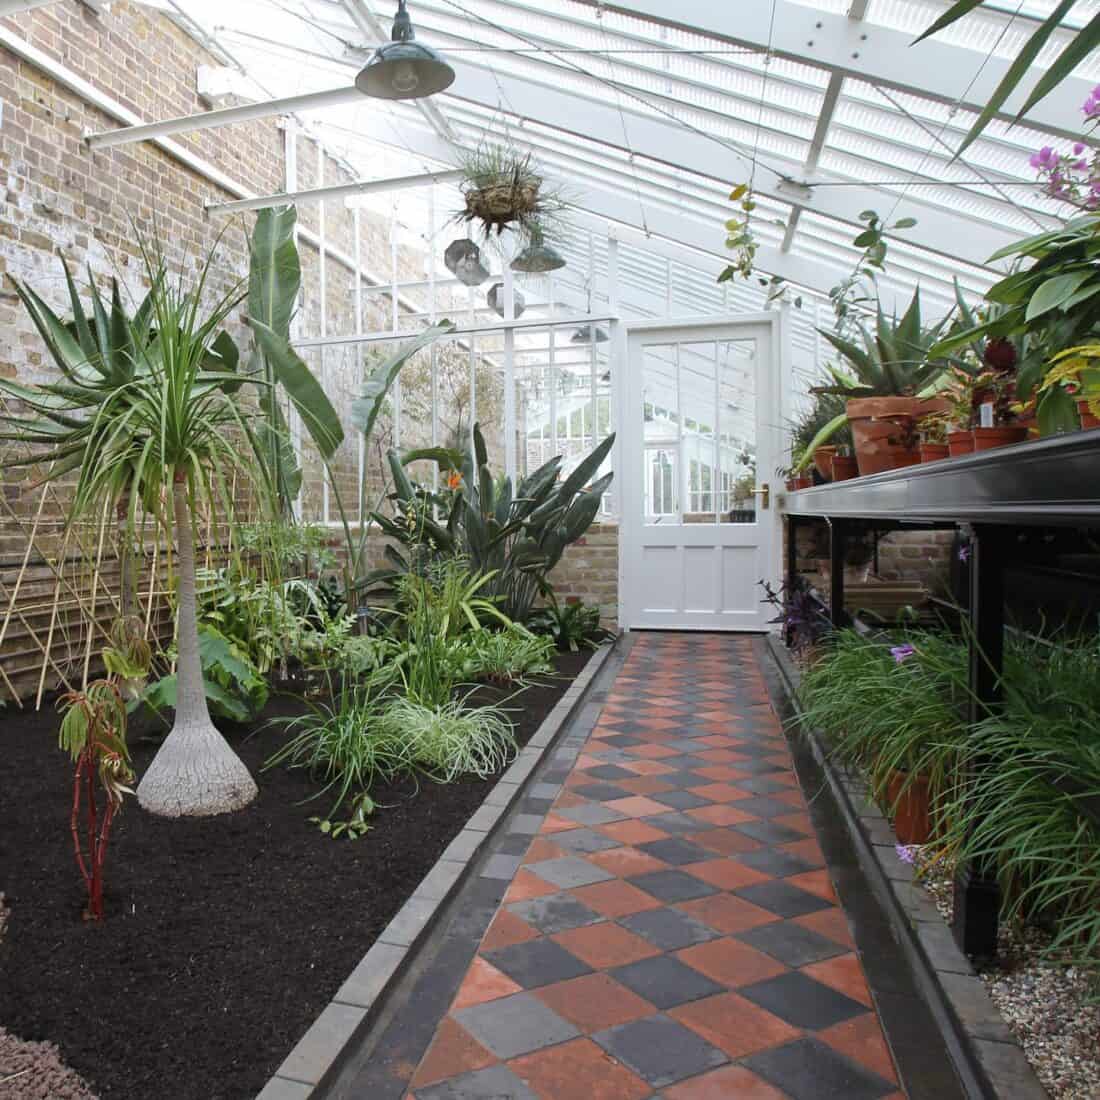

[136,476,257,817]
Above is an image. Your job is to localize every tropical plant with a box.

[914,2,1093,156]
[529,595,612,652]
[102,615,153,701]
[789,391,852,474]
[457,145,564,241]
[370,424,614,622]
[1036,343,1100,422]
[461,627,557,683]
[57,679,135,920]
[140,623,270,725]
[758,577,830,654]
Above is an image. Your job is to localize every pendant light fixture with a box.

[356,1,456,101]
[444,238,489,287]
[488,282,525,318]
[571,324,609,344]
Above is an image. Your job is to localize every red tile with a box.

[802,953,873,1008]
[683,858,771,891]
[625,744,681,760]
[570,879,664,918]
[772,812,814,837]
[534,972,655,1033]
[451,956,523,1010]
[411,1017,495,1087]
[619,759,677,776]
[819,1012,899,1084]
[793,907,855,950]
[687,804,756,827]
[691,782,752,803]
[523,837,567,864]
[596,819,670,846]
[785,869,837,902]
[552,923,661,969]
[481,909,540,951]
[669,991,801,1058]
[778,838,825,866]
[696,749,741,764]
[676,937,787,987]
[505,869,559,902]
[694,765,748,782]
[553,791,589,809]
[540,813,582,834]
[677,893,779,934]
[774,788,806,807]
[603,795,672,818]
[509,1037,652,1100]
[614,776,677,796]
[688,828,763,856]
[660,1064,783,1100]
[587,846,669,878]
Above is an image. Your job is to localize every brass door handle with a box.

[751,483,770,510]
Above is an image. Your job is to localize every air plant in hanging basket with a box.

[457,146,564,240]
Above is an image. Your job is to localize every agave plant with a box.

[367,424,614,623]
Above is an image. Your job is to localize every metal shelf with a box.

[783,432,1100,528]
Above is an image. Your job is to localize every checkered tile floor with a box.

[405,634,904,1099]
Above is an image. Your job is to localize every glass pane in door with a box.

[680,342,718,524]
[717,339,758,524]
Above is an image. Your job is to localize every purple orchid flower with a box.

[890,644,916,664]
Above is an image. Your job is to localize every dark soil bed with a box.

[0,650,591,1100]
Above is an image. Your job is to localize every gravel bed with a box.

[0,894,98,1100]
[911,848,1100,1100]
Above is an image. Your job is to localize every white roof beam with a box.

[579,0,1087,143]
[204,168,464,214]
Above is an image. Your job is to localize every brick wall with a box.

[550,522,620,628]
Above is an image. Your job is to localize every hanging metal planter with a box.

[444,238,489,287]
[488,282,525,318]
[511,239,566,274]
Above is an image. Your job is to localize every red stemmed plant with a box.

[58,679,135,920]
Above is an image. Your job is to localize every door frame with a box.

[615,312,786,631]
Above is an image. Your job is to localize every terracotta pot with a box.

[886,770,932,846]
[1078,398,1100,430]
[972,425,1029,451]
[792,475,813,490]
[785,478,797,492]
[830,454,859,481]
[919,442,949,463]
[813,446,838,481]
[846,397,949,476]
[946,430,974,457]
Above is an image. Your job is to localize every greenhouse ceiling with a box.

[88,0,1089,315]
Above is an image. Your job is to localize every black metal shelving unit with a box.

[783,432,1100,957]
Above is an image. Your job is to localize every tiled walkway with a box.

[405,634,904,1099]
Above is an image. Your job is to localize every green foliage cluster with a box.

[799,629,1100,978]
[528,595,613,653]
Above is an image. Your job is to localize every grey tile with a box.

[442,830,487,863]
[629,869,719,904]
[736,848,816,878]
[334,941,406,1009]
[636,837,715,866]
[508,892,604,935]
[552,827,621,854]
[740,971,869,1030]
[465,803,507,833]
[484,937,592,989]
[527,855,615,888]
[593,1014,727,1088]
[620,908,719,951]
[735,921,848,967]
[455,992,580,1059]
[744,1037,894,1100]
[379,893,437,947]
[734,820,807,846]
[610,955,725,1009]
[654,770,714,789]
[584,764,637,780]
[414,1063,541,1099]
[939,972,1014,1043]
[650,790,711,811]
[556,802,629,826]
[734,880,833,919]
[641,812,714,836]
[255,1079,313,1100]
[664,738,712,753]
[736,777,790,795]
[734,795,797,819]
[481,854,524,881]
[414,859,466,902]
[509,813,544,836]
[573,782,632,802]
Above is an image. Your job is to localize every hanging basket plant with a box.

[457,146,564,240]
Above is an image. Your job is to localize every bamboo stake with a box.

[36,523,75,709]
[0,483,49,652]
[82,498,112,689]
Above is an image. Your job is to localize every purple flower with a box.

[1076,159,1090,172]
[890,644,916,664]
[958,544,971,562]
[895,843,919,865]
[1075,142,1086,155]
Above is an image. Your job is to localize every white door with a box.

[620,315,782,631]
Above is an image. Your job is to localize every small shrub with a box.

[461,628,556,683]
[529,596,612,652]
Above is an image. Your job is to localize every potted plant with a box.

[1036,344,1100,430]
[917,410,950,462]
[456,146,564,241]
[971,369,1029,451]
[830,445,858,481]
[811,289,951,475]
[789,391,852,482]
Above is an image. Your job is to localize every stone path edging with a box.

[255,642,617,1100]
[764,635,1048,1100]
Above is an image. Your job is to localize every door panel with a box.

[621,316,781,631]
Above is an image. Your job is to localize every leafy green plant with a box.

[461,627,557,683]
[57,679,135,920]
[789,391,852,474]
[370,424,614,622]
[529,595,612,652]
[379,695,517,784]
[140,624,269,725]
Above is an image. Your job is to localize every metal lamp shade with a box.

[571,324,609,343]
[488,282,525,318]
[510,241,566,273]
[444,239,489,286]
[355,2,455,100]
